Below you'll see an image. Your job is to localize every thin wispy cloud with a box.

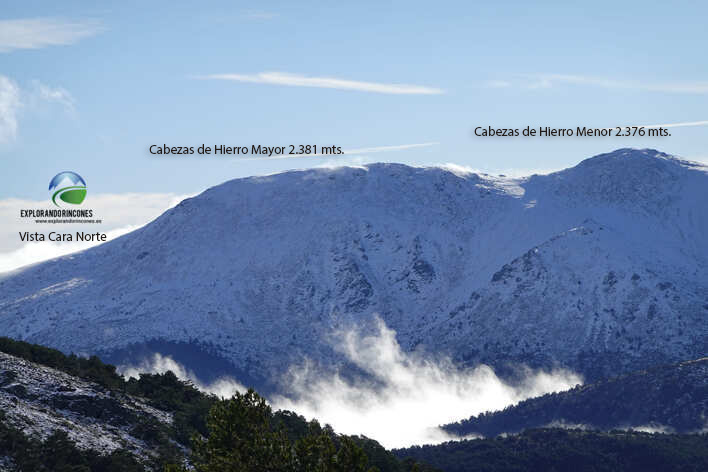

[634,120,708,129]
[490,74,708,94]
[345,142,440,154]
[582,120,708,132]
[197,72,444,95]
[0,75,79,142]
[230,142,440,162]
[0,75,21,143]
[32,80,76,113]
[438,163,559,179]
[0,18,103,53]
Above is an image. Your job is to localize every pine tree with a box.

[190,389,293,472]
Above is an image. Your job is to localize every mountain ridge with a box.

[1,148,706,388]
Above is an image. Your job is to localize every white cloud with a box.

[492,74,708,94]
[119,353,246,398]
[271,317,582,448]
[0,224,139,274]
[632,120,708,129]
[438,163,559,179]
[0,192,191,273]
[344,142,440,154]
[0,75,80,142]
[0,18,103,53]
[0,75,21,142]
[115,317,582,448]
[537,120,708,134]
[231,142,440,162]
[197,72,444,95]
[437,163,479,177]
[113,316,581,448]
[32,80,75,112]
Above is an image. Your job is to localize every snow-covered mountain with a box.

[1,149,706,388]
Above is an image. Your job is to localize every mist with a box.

[271,317,582,448]
[117,318,583,449]
[118,352,246,399]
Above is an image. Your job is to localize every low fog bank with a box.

[117,317,585,448]
[118,352,246,399]
[271,317,582,448]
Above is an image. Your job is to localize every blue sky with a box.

[1,0,707,201]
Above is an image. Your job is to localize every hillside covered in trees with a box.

[395,429,708,472]
[1,337,707,472]
[0,337,434,471]
[444,357,708,438]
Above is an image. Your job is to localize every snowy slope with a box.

[0,148,706,387]
[0,351,172,460]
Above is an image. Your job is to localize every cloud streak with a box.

[0,18,103,53]
[344,142,440,154]
[492,74,708,95]
[0,74,80,142]
[0,75,21,142]
[197,72,444,95]
[32,80,76,112]
[577,120,708,133]
[633,120,708,129]
[230,142,440,162]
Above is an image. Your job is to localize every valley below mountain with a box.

[1,338,706,472]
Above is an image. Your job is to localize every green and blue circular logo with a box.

[48,171,87,207]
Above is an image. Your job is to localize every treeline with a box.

[444,357,708,437]
[0,337,434,472]
[0,337,126,389]
[167,389,437,472]
[3,337,707,472]
[394,428,708,472]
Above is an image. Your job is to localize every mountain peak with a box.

[0,148,706,388]
[574,148,706,173]
[528,148,706,211]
